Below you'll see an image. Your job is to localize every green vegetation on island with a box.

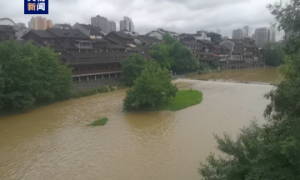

[160,90,203,111]
[122,39,204,112]
[199,0,300,179]
[123,62,178,111]
[88,117,109,126]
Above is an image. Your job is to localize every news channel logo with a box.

[24,0,49,14]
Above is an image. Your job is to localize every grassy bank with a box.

[161,90,203,111]
[71,83,126,98]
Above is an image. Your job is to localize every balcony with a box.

[72,69,122,77]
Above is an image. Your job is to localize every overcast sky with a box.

[1,0,287,40]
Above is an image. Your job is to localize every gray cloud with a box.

[0,0,284,40]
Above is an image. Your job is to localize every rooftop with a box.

[47,28,89,39]
[181,40,202,46]
[28,30,56,38]
[0,25,18,32]
[137,35,161,43]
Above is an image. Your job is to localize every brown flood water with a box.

[0,76,275,180]
[188,67,284,83]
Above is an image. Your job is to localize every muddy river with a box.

[0,75,276,179]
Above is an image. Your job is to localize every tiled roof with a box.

[79,24,102,31]
[114,31,133,39]
[56,24,72,28]
[181,41,202,46]
[70,52,132,58]
[28,30,56,38]
[197,40,217,45]
[0,25,17,32]
[47,28,89,39]
[137,35,161,43]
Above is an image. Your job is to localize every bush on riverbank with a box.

[160,90,203,111]
[0,40,72,112]
[88,117,108,126]
[124,62,178,111]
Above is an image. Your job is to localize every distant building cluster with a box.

[1,15,271,83]
[232,26,276,47]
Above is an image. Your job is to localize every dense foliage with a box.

[123,62,178,111]
[149,34,198,73]
[121,54,148,87]
[0,40,72,112]
[199,1,300,179]
[261,42,285,66]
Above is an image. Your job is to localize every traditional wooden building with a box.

[181,41,204,54]
[21,28,93,53]
[60,52,153,81]
[219,39,264,70]
[60,52,133,81]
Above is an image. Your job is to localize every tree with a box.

[163,33,177,45]
[0,40,72,112]
[261,42,285,66]
[199,1,300,179]
[121,54,148,87]
[267,0,300,54]
[169,41,198,73]
[148,43,173,69]
[123,62,178,111]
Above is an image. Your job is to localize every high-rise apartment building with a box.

[243,26,251,38]
[120,16,134,32]
[109,21,116,32]
[268,27,276,43]
[253,28,269,47]
[28,16,53,30]
[91,15,109,33]
[252,27,276,46]
[232,28,243,39]
[91,15,116,33]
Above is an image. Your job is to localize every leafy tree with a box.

[123,62,178,111]
[169,41,198,73]
[148,43,173,69]
[121,54,148,86]
[163,33,177,45]
[0,40,72,112]
[199,1,300,179]
[261,42,285,66]
[267,0,300,54]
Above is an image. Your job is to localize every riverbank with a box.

[185,67,283,84]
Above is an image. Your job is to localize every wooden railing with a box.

[73,69,122,76]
